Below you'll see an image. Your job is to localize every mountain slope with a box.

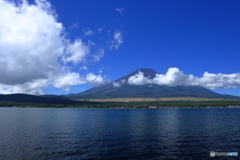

[69,68,158,96]
[68,68,239,99]
[70,85,225,99]
[114,68,159,82]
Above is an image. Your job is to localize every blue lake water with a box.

[0,108,240,159]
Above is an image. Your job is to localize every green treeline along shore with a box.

[0,94,240,108]
[1,99,240,109]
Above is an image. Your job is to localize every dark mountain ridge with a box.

[0,94,80,104]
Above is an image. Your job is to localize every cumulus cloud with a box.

[127,68,240,90]
[113,82,121,88]
[0,79,48,95]
[110,30,123,50]
[86,73,105,86]
[0,0,105,94]
[53,72,105,91]
[197,72,240,89]
[62,39,89,65]
[128,72,152,85]
[53,72,86,92]
[152,68,196,86]
[0,0,62,86]
[115,8,124,15]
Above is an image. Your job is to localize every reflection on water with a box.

[0,108,240,159]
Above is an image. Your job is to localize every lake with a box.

[0,108,239,159]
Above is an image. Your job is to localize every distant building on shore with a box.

[148,106,157,108]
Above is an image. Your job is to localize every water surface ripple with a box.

[0,108,239,159]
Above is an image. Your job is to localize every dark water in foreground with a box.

[0,108,240,160]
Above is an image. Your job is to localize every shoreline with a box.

[1,106,240,109]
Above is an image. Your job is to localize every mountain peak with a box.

[114,68,159,83]
[134,68,159,78]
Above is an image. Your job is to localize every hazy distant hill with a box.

[68,68,240,99]
[0,94,80,104]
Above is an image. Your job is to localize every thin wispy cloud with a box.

[93,49,104,62]
[70,21,79,29]
[99,66,104,74]
[98,27,104,33]
[110,30,123,50]
[112,79,125,88]
[83,29,94,36]
[115,8,124,15]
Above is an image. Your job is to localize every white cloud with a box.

[0,0,62,86]
[93,48,104,62]
[121,79,126,84]
[113,82,121,88]
[83,29,94,36]
[128,71,152,85]
[0,79,48,95]
[62,39,89,65]
[53,72,106,91]
[152,68,195,86]
[110,30,123,50]
[115,8,124,15]
[112,79,126,88]
[80,65,87,70]
[127,67,240,90]
[50,71,106,92]
[98,66,104,74]
[0,0,105,94]
[197,72,240,89]
[86,73,105,86]
[53,72,86,92]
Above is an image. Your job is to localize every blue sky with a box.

[0,0,240,96]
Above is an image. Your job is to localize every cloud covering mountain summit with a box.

[123,68,240,90]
